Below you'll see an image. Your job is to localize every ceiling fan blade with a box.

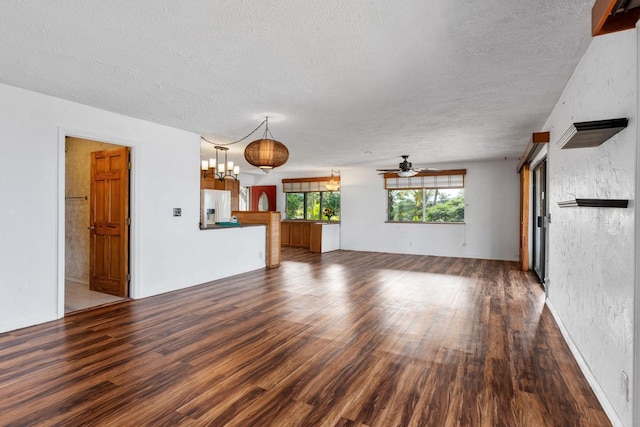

[412,167,440,172]
[376,168,400,172]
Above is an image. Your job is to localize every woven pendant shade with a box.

[244,138,289,172]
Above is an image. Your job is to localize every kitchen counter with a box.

[200,223,264,230]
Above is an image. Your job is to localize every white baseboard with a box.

[545,300,625,427]
[0,313,58,334]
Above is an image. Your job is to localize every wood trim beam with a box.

[282,176,338,184]
[382,169,467,179]
[592,0,618,36]
[598,8,640,35]
[532,131,551,144]
[519,164,530,271]
[517,132,549,172]
[592,0,640,36]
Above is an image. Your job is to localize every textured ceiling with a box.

[0,1,593,173]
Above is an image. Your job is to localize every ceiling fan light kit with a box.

[397,170,418,178]
[377,154,433,177]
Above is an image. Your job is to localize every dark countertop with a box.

[200,223,265,230]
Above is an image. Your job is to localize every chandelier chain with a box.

[201,118,268,146]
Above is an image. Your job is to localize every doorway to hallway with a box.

[64,137,130,313]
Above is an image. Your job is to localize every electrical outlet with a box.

[621,371,629,402]
[173,208,182,217]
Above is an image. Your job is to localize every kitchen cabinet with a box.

[290,222,311,247]
[280,221,311,248]
[280,221,291,246]
[282,221,340,252]
[281,221,311,248]
[310,223,340,253]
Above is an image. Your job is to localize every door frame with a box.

[528,147,548,292]
[57,127,139,318]
[520,147,548,271]
[531,159,547,285]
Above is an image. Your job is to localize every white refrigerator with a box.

[201,189,231,227]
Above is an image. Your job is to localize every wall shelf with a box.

[556,118,628,149]
[557,198,628,208]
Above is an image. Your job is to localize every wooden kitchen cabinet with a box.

[290,222,311,247]
[281,221,311,248]
[280,221,291,245]
[282,221,340,252]
[310,223,340,253]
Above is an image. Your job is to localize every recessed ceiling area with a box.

[0,1,594,173]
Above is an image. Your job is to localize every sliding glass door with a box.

[532,160,547,285]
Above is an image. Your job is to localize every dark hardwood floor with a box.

[0,248,610,426]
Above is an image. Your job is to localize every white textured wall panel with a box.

[545,30,636,426]
[257,160,519,261]
[339,160,520,260]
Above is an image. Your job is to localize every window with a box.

[385,170,466,223]
[285,191,340,220]
[283,177,341,221]
[285,193,304,218]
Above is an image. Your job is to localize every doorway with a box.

[64,137,130,313]
[251,185,276,211]
[532,160,547,286]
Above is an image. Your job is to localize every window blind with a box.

[384,169,466,190]
[282,176,339,192]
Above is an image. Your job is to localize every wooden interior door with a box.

[90,147,130,297]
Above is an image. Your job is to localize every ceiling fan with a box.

[377,155,436,177]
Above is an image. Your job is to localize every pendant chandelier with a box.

[201,116,289,174]
[325,169,340,191]
[243,117,289,173]
[201,146,239,181]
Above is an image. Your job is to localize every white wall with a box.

[340,161,519,260]
[0,83,266,333]
[253,160,520,261]
[544,29,636,427]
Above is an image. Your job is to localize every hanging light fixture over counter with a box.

[325,169,340,191]
[201,146,239,181]
[243,117,289,172]
[201,116,289,174]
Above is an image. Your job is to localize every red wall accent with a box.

[251,185,277,211]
